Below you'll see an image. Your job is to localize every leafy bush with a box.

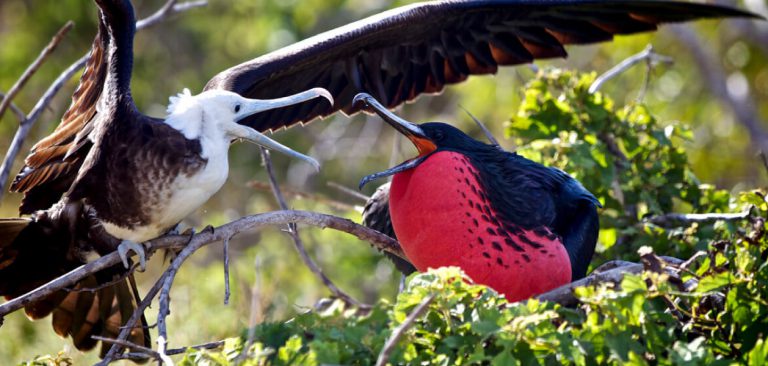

[171,69,767,365]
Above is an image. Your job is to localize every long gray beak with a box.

[228,88,333,171]
[235,88,334,120]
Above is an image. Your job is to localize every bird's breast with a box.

[101,148,229,243]
[389,151,571,301]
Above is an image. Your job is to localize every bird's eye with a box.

[433,130,444,141]
[234,104,241,113]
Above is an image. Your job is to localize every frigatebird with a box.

[356,93,600,301]
[0,0,757,359]
[0,0,330,357]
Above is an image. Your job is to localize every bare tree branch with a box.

[248,180,359,211]
[644,205,754,228]
[589,44,673,94]
[327,181,370,202]
[260,148,368,309]
[0,0,207,200]
[375,293,435,366]
[536,256,685,306]
[0,92,26,123]
[0,22,73,124]
[0,210,401,320]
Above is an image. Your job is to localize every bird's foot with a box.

[118,240,147,271]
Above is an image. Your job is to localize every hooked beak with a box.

[227,88,334,172]
[353,93,437,189]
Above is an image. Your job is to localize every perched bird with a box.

[356,93,600,301]
[1,0,757,358]
[0,0,329,357]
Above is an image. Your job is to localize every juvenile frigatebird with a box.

[1,0,757,359]
[356,93,600,301]
[0,0,330,356]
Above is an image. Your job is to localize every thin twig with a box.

[156,226,217,365]
[327,181,370,202]
[99,270,170,364]
[248,180,358,211]
[0,22,73,124]
[0,91,27,123]
[375,293,436,366]
[112,340,226,361]
[645,205,754,228]
[236,256,263,364]
[459,104,500,146]
[93,336,162,360]
[260,148,368,308]
[0,210,401,320]
[223,236,231,305]
[0,0,207,200]
[588,44,673,94]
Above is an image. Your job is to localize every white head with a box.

[165,87,333,170]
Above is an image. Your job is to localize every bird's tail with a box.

[0,217,150,360]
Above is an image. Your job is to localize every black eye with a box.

[234,104,241,113]
[433,130,444,141]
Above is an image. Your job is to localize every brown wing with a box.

[0,214,150,361]
[204,0,758,132]
[10,21,109,214]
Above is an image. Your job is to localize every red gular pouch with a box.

[390,151,571,302]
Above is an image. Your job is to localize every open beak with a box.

[353,93,437,189]
[227,88,334,171]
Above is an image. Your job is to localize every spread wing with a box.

[10,21,109,214]
[204,0,757,132]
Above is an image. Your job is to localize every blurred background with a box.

[1,0,766,363]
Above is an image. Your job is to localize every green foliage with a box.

[508,69,738,263]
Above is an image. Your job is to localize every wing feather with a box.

[204,0,757,132]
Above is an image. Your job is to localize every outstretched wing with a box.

[205,0,756,132]
[10,21,109,214]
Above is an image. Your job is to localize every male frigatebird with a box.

[356,93,600,301]
[0,0,330,357]
[1,0,757,359]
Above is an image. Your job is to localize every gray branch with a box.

[0,210,401,320]
[260,148,367,308]
[588,44,673,94]
[375,293,435,366]
[0,22,73,124]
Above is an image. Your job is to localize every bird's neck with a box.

[97,0,136,105]
[389,151,571,301]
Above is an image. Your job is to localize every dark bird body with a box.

[357,94,600,301]
[0,0,757,358]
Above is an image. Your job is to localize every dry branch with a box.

[0,22,73,123]
[260,148,367,308]
[588,44,673,94]
[535,255,685,306]
[0,210,400,319]
[375,293,436,366]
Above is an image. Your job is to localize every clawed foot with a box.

[118,240,147,271]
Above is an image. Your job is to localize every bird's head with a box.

[166,87,333,170]
[354,93,491,189]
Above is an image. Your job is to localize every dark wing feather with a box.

[205,0,758,132]
[10,21,109,214]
